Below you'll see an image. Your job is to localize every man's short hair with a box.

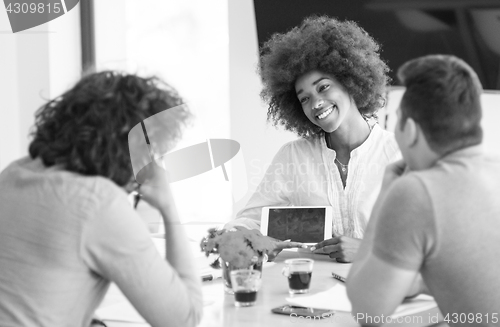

[397,54,483,154]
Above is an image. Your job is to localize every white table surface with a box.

[97,245,442,327]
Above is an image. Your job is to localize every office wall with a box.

[228,0,297,215]
[92,0,305,222]
[0,5,81,172]
[93,0,235,228]
[91,0,294,223]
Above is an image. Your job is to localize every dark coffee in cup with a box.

[282,258,314,294]
[288,271,312,291]
[234,290,257,303]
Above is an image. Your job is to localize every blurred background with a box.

[255,0,500,90]
[1,0,499,232]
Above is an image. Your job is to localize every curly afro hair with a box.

[29,71,191,187]
[259,15,390,137]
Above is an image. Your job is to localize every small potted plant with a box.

[200,226,275,293]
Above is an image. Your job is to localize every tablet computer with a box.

[260,206,332,244]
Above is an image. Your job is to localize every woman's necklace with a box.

[326,117,373,175]
[325,134,349,174]
[335,157,348,174]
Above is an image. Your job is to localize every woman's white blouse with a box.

[233,124,401,239]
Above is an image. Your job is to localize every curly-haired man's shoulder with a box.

[44,166,129,215]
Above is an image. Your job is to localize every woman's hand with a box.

[137,160,175,212]
[311,232,361,263]
[266,238,307,262]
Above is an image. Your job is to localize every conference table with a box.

[98,240,442,327]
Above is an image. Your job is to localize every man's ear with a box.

[402,118,419,148]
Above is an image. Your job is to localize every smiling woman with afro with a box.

[260,15,390,137]
[228,16,401,264]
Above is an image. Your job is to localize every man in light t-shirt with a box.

[346,54,500,327]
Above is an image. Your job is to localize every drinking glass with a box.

[230,269,262,307]
[282,258,314,295]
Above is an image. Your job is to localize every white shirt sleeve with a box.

[80,195,203,327]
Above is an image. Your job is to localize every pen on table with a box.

[201,273,221,282]
[331,272,346,283]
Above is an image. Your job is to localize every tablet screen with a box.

[266,207,326,243]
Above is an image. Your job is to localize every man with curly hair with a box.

[0,72,203,327]
[228,16,401,262]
